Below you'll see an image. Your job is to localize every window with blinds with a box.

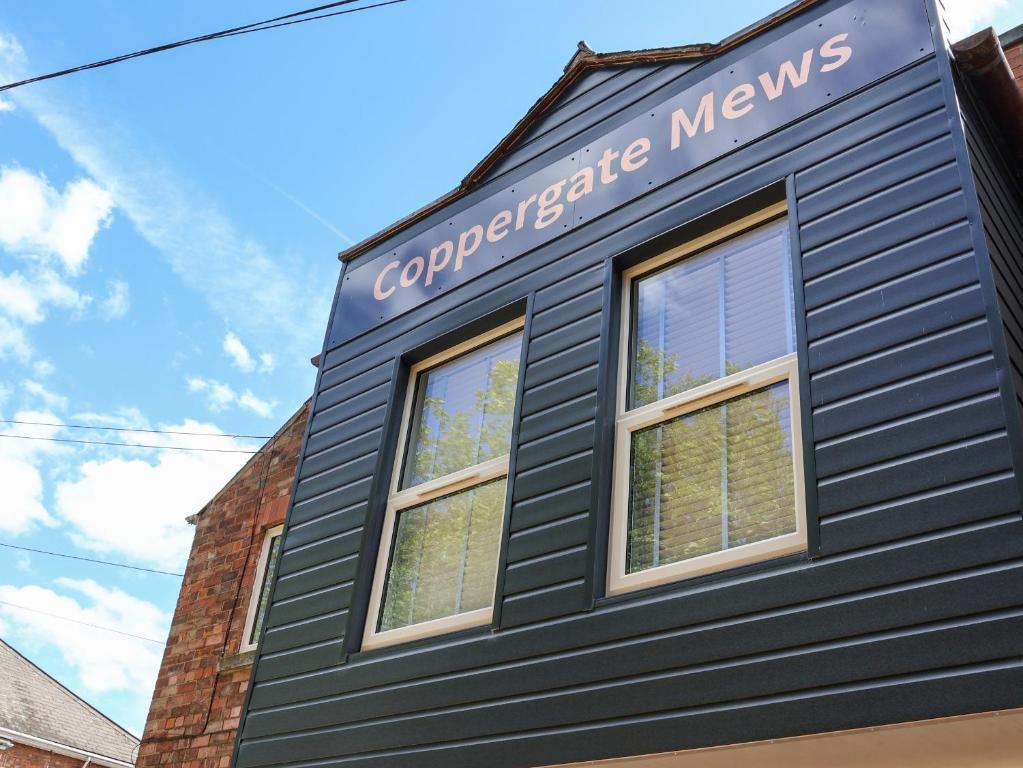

[363,319,524,650]
[609,209,806,595]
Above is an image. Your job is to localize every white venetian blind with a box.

[380,479,505,632]
[626,384,795,572]
[630,220,794,409]
[625,218,797,573]
[402,333,522,488]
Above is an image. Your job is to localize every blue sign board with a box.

[330,0,934,347]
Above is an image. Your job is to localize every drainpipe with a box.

[81,760,92,768]
[952,27,1023,172]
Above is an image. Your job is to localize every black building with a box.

[234,1,1023,765]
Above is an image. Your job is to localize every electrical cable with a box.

[0,0,407,93]
[0,418,271,439]
[0,433,258,453]
[0,600,166,644]
[0,542,184,578]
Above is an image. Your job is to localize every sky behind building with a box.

[0,0,1017,736]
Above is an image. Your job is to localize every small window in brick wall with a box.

[241,524,283,652]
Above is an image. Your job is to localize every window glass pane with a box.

[379,479,506,632]
[402,333,522,488]
[626,382,794,574]
[249,534,282,646]
[630,220,793,409]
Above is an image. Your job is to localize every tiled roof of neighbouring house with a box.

[0,637,139,764]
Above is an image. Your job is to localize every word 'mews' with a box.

[372,33,851,303]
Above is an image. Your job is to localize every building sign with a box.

[330,0,933,347]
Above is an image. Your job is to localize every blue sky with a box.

[0,0,1017,739]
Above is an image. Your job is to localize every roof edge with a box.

[337,0,823,263]
[182,398,311,524]
[0,639,138,759]
[1000,22,1023,49]
[0,727,135,768]
[953,26,1023,164]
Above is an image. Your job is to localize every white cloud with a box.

[32,359,55,377]
[187,376,235,411]
[222,331,277,375]
[0,267,89,325]
[0,34,330,363]
[70,406,146,430]
[0,316,31,362]
[0,578,168,702]
[0,411,63,535]
[0,96,14,113]
[0,166,112,274]
[100,279,130,319]
[943,0,1008,39]
[187,376,275,418]
[0,271,41,322]
[258,352,276,374]
[223,331,255,372]
[53,419,255,569]
[0,164,104,365]
[0,32,333,376]
[237,390,274,418]
[22,379,68,410]
[0,455,55,534]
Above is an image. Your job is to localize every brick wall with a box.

[0,742,90,768]
[135,401,310,768]
[1003,25,1023,90]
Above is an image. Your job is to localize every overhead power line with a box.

[0,542,184,578]
[0,433,259,453]
[0,418,271,440]
[0,0,407,93]
[0,600,166,645]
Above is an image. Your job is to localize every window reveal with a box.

[609,209,807,595]
[363,320,524,649]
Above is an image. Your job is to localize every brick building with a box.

[0,637,138,767]
[136,401,310,768]
[1003,24,1023,88]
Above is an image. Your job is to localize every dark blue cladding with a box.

[234,0,1023,765]
[329,0,933,347]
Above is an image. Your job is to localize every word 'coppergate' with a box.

[329,0,932,346]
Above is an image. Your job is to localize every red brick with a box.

[136,402,309,768]
[1,742,90,768]
[1004,38,1023,92]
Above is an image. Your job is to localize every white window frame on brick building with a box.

[240,524,284,653]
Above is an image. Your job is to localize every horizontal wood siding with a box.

[958,76,1023,433]
[235,8,1023,765]
[484,61,699,183]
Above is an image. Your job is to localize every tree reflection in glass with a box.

[381,332,521,632]
[380,480,505,632]
[402,333,522,488]
[626,220,796,573]
[627,379,795,573]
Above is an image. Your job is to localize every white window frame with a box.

[608,203,807,597]
[362,317,525,651]
[240,523,284,652]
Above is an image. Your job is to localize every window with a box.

[363,318,524,650]
[608,206,806,596]
[241,524,283,652]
